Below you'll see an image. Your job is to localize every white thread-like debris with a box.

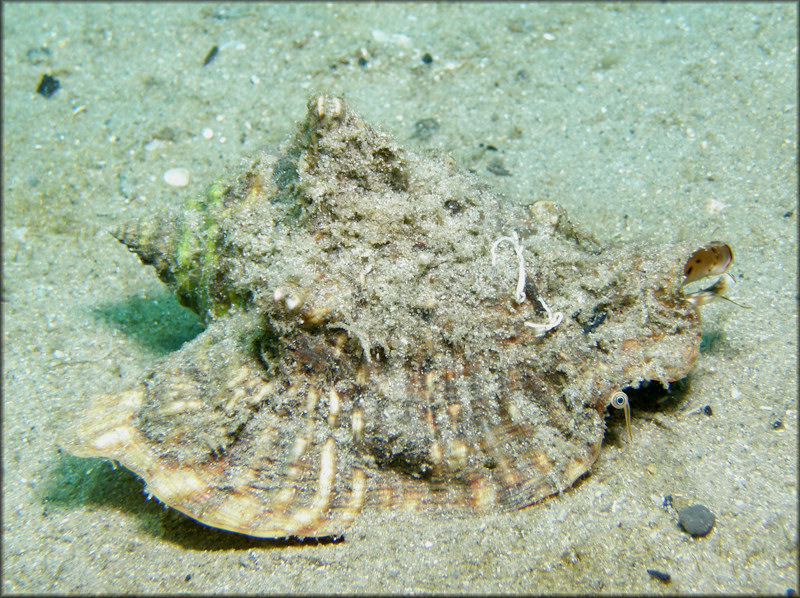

[490,232,526,304]
[491,231,564,336]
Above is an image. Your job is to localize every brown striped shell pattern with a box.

[63,95,735,539]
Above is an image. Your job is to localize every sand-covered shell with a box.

[64,95,733,539]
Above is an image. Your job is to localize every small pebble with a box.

[678,503,715,537]
[421,52,433,64]
[36,74,60,98]
[487,162,512,177]
[202,45,219,66]
[164,168,190,187]
[646,569,671,583]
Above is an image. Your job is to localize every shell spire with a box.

[112,179,244,322]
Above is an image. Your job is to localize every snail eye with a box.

[610,390,633,443]
[611,391,628,410]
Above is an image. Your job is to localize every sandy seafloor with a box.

[2,2,797,594]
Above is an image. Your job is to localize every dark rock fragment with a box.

[678,503,715,537]
[646,569,671,583]
[487,161,511,176]
[36,74,59,98]
[203,45,219,66]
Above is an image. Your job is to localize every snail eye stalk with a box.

[611,391,632,443]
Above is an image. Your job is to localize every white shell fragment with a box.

[163,167,190,187]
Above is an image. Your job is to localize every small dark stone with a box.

[646,569,671,583]
[203,45,219,66]
[678,503,715,537]
[772,419,783,429]
[582,310,607,334]
[412,306,436,321]
[703,405,713,416]
[36,74,59,98]
[485,144,498,152]
[524,279,547,314]
[443,199,462,215]
[358,56,368,67]
[487,162,511,177]
[421,52,433,64]
[663,495,673,509]
[184,574,191,582]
